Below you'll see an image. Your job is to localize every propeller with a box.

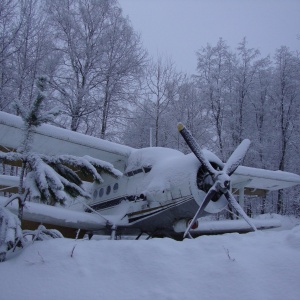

[177,123,257,238]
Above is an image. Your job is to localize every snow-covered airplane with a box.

[1,111,300,239]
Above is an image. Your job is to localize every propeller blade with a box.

[183,184,218,238]
[178,123,216,176]
[223,139,251,176]
[177,122,254,236]
[224,190,257,232]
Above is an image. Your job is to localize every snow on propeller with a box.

[177,123,256,238]
[0,111,300,240]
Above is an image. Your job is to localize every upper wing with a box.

[231,165,300,194]
[0,111,133,168]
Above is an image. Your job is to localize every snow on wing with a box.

[0,111,133,165]
[231,165,300,191]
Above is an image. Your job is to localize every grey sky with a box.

[119,0,300,74]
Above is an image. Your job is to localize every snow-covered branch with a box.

[0,206,23,262]
[1,150,123,206]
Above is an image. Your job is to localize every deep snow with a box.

[1,215,300,300]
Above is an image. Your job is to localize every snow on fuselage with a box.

[88,147,228,232]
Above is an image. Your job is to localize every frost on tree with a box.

[0,76,121,214]
[0,76,123,261]
[0,151,122,206]
[0,76,121,207]
[22,153,122,205]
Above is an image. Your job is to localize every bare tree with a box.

[46,0,146,138]
[195,38,234,159]
[165,75,210,152]
[13,0,55,111]
[98,5,147,139]
[0,0,23,110]
[249,59,273,214]
[272,46,300,213]
[141,56,180,147]
[231,38,266,149]
[46,0,113,131]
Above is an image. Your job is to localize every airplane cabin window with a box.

[106,185,111,195]
[113,183,119,192]
[93,190,98,199]
[99,188,104,198]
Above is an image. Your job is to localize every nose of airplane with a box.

[178,122,257,238]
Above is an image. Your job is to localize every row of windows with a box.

[93,183,119,199]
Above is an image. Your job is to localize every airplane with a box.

[0,110,300,240]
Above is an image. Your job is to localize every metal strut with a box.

[110,225,117,240]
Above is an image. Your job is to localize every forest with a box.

[1,0,300,217]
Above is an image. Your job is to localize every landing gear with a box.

[110,225,117,240]
[135,231,144,240]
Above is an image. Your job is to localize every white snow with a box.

[2,111,300,299]
[0,215,300,300]
[125,147,184,173]
[233,165,300,190]
[0,206,22,254]
[1,198,108,231]
[223,139,251,175]
[0,111,133,164]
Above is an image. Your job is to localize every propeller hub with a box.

[215,172,231,190]
[177,122,256,237]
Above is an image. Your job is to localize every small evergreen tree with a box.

[0,76,122,261]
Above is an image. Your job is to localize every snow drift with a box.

[1,216,300,300]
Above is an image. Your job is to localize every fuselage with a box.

[88,147,228,235]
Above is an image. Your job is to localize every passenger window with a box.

[106,185,111,195]
[99,188,104,198]
[93,190,98,199]
[113,183,119,192]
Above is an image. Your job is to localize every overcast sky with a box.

[119,0,300,74]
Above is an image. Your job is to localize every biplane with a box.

[1,111,299,239]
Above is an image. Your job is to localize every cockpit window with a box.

[143,166,152,173]
[125,166,152,176]
[125,168,143,177]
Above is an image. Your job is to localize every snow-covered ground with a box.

[1,215,300,300]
